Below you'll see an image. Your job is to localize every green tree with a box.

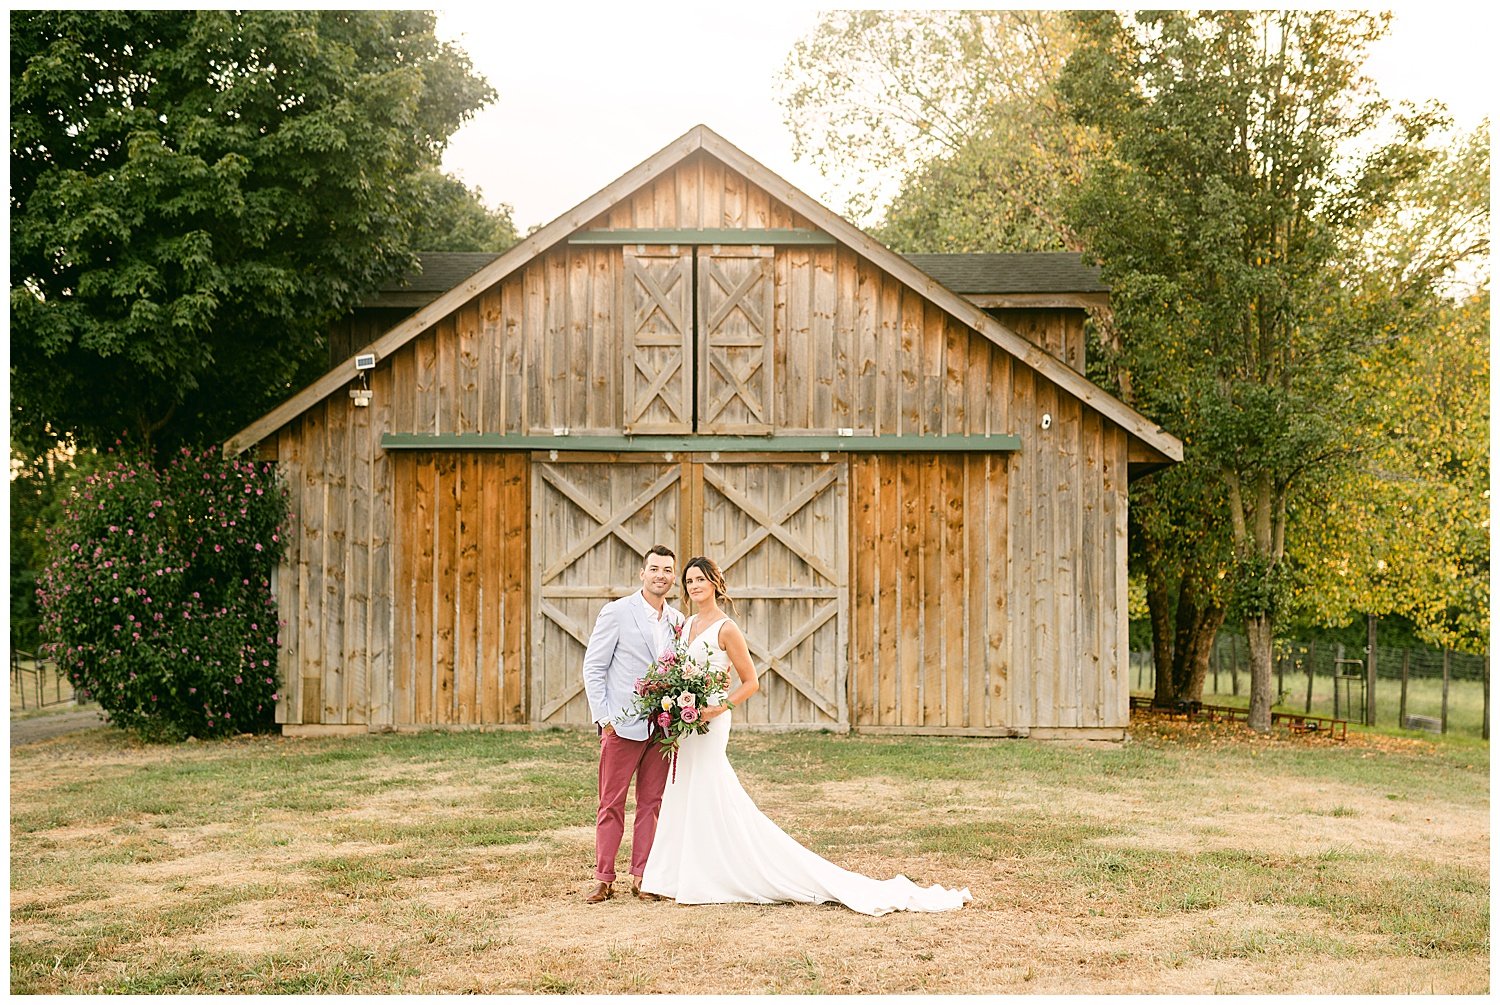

[1061,11,1448,730]
[1288,123,1489,654]
[408,168,518,252]
[10,10,494,456]
[778,9,1096,248]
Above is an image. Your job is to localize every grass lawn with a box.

[9,716,1489,994]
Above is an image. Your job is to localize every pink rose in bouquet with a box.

[680,705,699,723]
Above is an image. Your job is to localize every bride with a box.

[640,556,971,916]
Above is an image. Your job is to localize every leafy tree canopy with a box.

[10,10,495,455]
[408,168,518,252]
[778,10,1096,250]
[1058,10,1465,727]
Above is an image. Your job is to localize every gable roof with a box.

[226,125,1181,462]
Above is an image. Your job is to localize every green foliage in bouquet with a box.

[36,447,289,740]
[623,621,734,768]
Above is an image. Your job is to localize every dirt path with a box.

[9,708,108,746]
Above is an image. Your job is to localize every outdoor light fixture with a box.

[1041,412,1052,430]
[348,353,376,406]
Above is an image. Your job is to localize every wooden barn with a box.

[226,125,1182,741]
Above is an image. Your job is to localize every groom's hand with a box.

[599,722,615,736]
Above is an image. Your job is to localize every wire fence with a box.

[10,649,78,712]
[1130,634,1491,738]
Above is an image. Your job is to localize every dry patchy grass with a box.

[9,719,1488,994]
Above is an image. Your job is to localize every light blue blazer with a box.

[582,592,685,741]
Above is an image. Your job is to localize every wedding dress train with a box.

[641,615,972,916]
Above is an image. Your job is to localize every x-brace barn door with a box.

[622,246,692,433]
[531,456,683,725]
[696,246,773,434]
[530,454,848,731]
[697,457,848,730]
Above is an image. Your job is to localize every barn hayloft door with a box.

[622,247,693,434]
[696,246,774,434]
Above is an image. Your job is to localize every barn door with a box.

[696,246,774,434]
[531,456,683,725]
[622,246,693,433]
[698,457,848,730]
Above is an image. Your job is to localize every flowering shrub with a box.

[36,447,289,740]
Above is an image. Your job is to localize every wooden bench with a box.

[1130,697,1347,740]
[1270,711,1347,741]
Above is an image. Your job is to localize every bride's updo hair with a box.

[682,556,736,614]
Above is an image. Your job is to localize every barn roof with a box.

[363,249,1104,311]
[226,125,1181,461]
[903,252,1108,295]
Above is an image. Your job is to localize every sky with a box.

[435,6,1496,234]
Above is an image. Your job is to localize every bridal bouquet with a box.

[620,620,733,777]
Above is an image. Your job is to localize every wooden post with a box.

[1212,644,1220,695]
[1366,614,1377,727]
[1305,640,1316,714]
[1399,649,1409,728]
[1483,650,1489,741]
[1230,638,1240,696]
[1277,646,1286,705]
[1441,648,1450,734]
[1333,643,1344,719]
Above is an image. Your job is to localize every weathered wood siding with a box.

[850,454,1010,733]
[268,151,1133,735]
[985,307,1086,373]
[393,452,529,727]
[272,372,396,727]
[1001,370,1131,733]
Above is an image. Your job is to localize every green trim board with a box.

[380,433,1021,453]
[567,228,836,246]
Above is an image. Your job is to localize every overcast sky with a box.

[435,6,1496,233]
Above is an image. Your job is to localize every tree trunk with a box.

[1146,552,1179,708]
[1182,602,1227,703]
[1171,568,1226,704]
[1244,615,1275,732]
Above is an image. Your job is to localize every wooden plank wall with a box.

[272,362,396,726]
[1000,364,1131,732]
[373,155,1030,440]
[849,454,1009,733]
[987,307,1086,373]
[393,452,530,727]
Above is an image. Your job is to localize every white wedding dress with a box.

[641,615,972,916]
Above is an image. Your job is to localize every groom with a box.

[580,544,684,903]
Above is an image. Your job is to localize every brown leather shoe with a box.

[630,878,660,901]
[585,881,613,903]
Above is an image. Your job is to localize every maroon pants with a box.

[595,730,669,883]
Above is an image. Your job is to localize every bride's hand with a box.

[699,705,727,722]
